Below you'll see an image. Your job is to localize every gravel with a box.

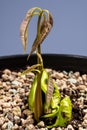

[0,68,87,130]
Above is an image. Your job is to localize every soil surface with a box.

[0,67,87,130]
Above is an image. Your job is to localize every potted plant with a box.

[0,7,87,130]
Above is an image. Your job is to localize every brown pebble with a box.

[3,69,11,75]
[77,85,86,92]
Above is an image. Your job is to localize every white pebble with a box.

[7,121,13,130]
[12,80,21,86]
[68,78,77,84]
[67,124,74,130]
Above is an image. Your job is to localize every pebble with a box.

[14,115,21,125]
[0,117,5,126]
[83,109,87,114]
[0,68,87,130]
[12,80,22,86]
[2,122,8,129]
[2,102,11,108]
[51,72,64,79]
[67,78,77,84]
[26,124,35,130]
[9,89,17,94]
[7,121,13,130]
[2,74,9,81]
[11,124,19,130]
[23,109,33,116]
[66,124,74,130]
[82,74,87,81]
[3,69,11,75]
[37,121,45,127]
[13,106,21,117]
[83,114,87,120]
[77,85,86,92]
[7,112,14,122]
[74,72,80,78]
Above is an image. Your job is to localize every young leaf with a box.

[28,75,38,111]
[50,82,61,109]
[41,69,48,93]
[54,96,72,127]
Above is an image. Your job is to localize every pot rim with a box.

[0,54,87,73]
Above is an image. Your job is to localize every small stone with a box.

[9,75,15,81]
[12,71,18,76]
[74,72,80,78]
[55,72,64,79]
[67,78,77,84]
[21,115,34,125]
[2,122,8,129]
[67,124,74,130]
[14,115,21,125]
[23,109,33,116]
[37,121,45,127]
[82,74,87,81]
[11,124,19,130]
[12,80,21,86]
[7,121,13,130]
[2,74,9,81]
[77,76,83,84]
[83,114,87,120]
[18,88,25,94]
[83,109,87,114]
[56,127,62,130]
[0,117,5,126]
[82,120,87,128]
[78,127,85,130]
[0,106,2,111]
[51,128,55,130]
[9,89,17,94]
[77,85,86,92]
[77,97,84,108]
[7,112,14,122]
[26,124,35,130]
[2,102,11,108]
[13,106,21,117]
[0,85,3,89]
[3,69,11,75]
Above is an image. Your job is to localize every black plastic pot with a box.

[0,54,87,74]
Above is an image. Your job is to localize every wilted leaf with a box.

[28,12,53,59]
[45,77,54,113]
[34,73,43,121]
[21,64,42,75]
[20,7,41,52]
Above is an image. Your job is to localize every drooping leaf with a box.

[34,73,43,121]
[44,77,54,113]
[20,7,41,52]
[21,64,42,75]
[28,11,53,59]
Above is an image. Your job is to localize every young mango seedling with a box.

[20,7,72,128]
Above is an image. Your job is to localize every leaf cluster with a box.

[20,7,72,128]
